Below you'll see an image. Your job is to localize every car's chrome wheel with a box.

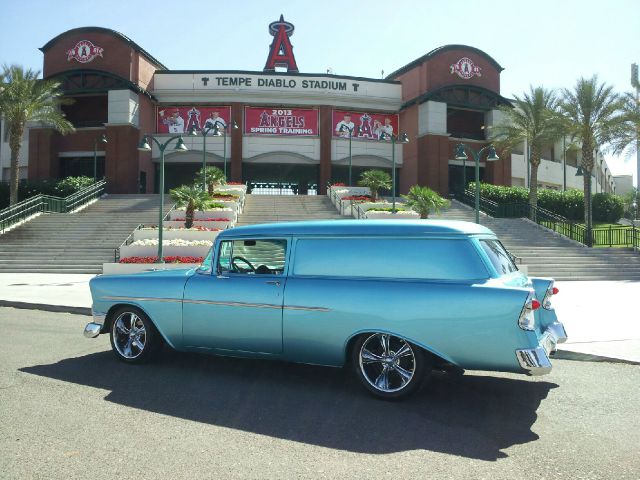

[109,307,160,363]
[353,333,429,399]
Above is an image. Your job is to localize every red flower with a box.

[332,182,346,186]
[341,195,372,201]
[173,218,229,222]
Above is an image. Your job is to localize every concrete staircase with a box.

[434,200,640,281]
[236,195,344,226]
[0,195,173,274]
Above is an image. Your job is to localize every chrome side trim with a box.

[102,295,329,312]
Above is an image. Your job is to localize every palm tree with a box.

[402,185,450,218]
[561,76,626,243]
[492,86,563,215]
[170,185,210,228]
[194,166,226,195]
[610,91,640,159]
[358,169,391,201]
[0,65,74,205]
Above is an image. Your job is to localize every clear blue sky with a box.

[1,0,638,182]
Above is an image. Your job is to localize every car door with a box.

[182,237,288,354]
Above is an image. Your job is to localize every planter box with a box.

[329,186,371,207]
[102,263,200,275]
[163,220,231,229]
[120,244,211,259]
[134,229,221,241]
[169,209,236,222]
[364,211,420,220]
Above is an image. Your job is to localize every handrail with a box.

[0,180,106,233]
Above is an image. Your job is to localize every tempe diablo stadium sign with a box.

[244,107,319,136]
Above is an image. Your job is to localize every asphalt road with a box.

[0,307,638,480]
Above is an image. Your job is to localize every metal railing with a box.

[458,190,640,250]
[0,180,106,233]
[114,204,176,262]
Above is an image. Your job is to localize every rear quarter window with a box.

[480,239,518,276]
[293,238,488,280]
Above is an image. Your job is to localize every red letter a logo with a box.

[264,15,299,73]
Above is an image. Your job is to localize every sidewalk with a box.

[0,273,638,364]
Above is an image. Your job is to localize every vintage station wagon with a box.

[85,220,567,399]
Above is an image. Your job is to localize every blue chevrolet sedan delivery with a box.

[85,220,567,399]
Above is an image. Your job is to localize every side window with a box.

[218,239,287,275]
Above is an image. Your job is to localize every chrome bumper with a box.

[516,321,568,376]
[84,308,107,339]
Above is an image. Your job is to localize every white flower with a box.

[131,239,213,247]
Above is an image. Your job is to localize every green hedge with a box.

[0,176,95,209]
[469,182,624,223]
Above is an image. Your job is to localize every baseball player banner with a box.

[333,110,399,141]
[156,106,232,134]
[244,107,319,136]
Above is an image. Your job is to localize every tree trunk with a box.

[207,182,214,196]
[581,145,594,246]
[186,203,194,229]
[9,123,25,205]
[529,149,541,222]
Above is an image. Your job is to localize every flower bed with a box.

[364,210,420,220]
[169,208,236,222]
[134,228,221,241]
[164,219,231,230]
[120,238,212,259]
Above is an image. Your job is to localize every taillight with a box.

[518,291,537,330]
[543,282,559,310]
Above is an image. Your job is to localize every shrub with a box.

[55,176,94,196]
[592,193,625,223]
[402,185,450,219]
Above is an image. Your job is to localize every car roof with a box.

[219,219,495,238]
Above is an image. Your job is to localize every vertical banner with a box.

[333,110,399,140]
[244,107,319,136]
[156,106,232,134]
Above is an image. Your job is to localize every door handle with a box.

[265,280,281,286]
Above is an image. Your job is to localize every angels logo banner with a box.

[156,106,232,134]
[333,110,399,141]
[244,107,319,136]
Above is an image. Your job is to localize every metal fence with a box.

[248,182,318,195]
[0,180,106,234]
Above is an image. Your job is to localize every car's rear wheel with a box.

[109,307,160,363]
[352,333,430,399]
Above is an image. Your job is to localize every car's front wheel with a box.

[109,307,161,363]
[352,333,430,399]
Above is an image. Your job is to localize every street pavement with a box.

[0,307,638,480]
[0,273,638,363]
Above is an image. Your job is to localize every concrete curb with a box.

[554,349,640,366]
[0,300,91,316]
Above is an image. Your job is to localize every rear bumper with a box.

[516,321,568,375]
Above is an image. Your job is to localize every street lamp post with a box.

[379,132,410,212]
[93,134,107,182]
[455,143,500,224]
[339,125,361,186]
[138,135,188,263]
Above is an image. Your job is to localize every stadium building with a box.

[0,17,617,195]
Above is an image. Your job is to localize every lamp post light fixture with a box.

[379,132,410,212]
[93,134,107,182]
[138,134,188,263]
[339,124,361,186]
[455,143,500,224]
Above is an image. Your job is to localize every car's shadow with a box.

[21,350,557,460]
